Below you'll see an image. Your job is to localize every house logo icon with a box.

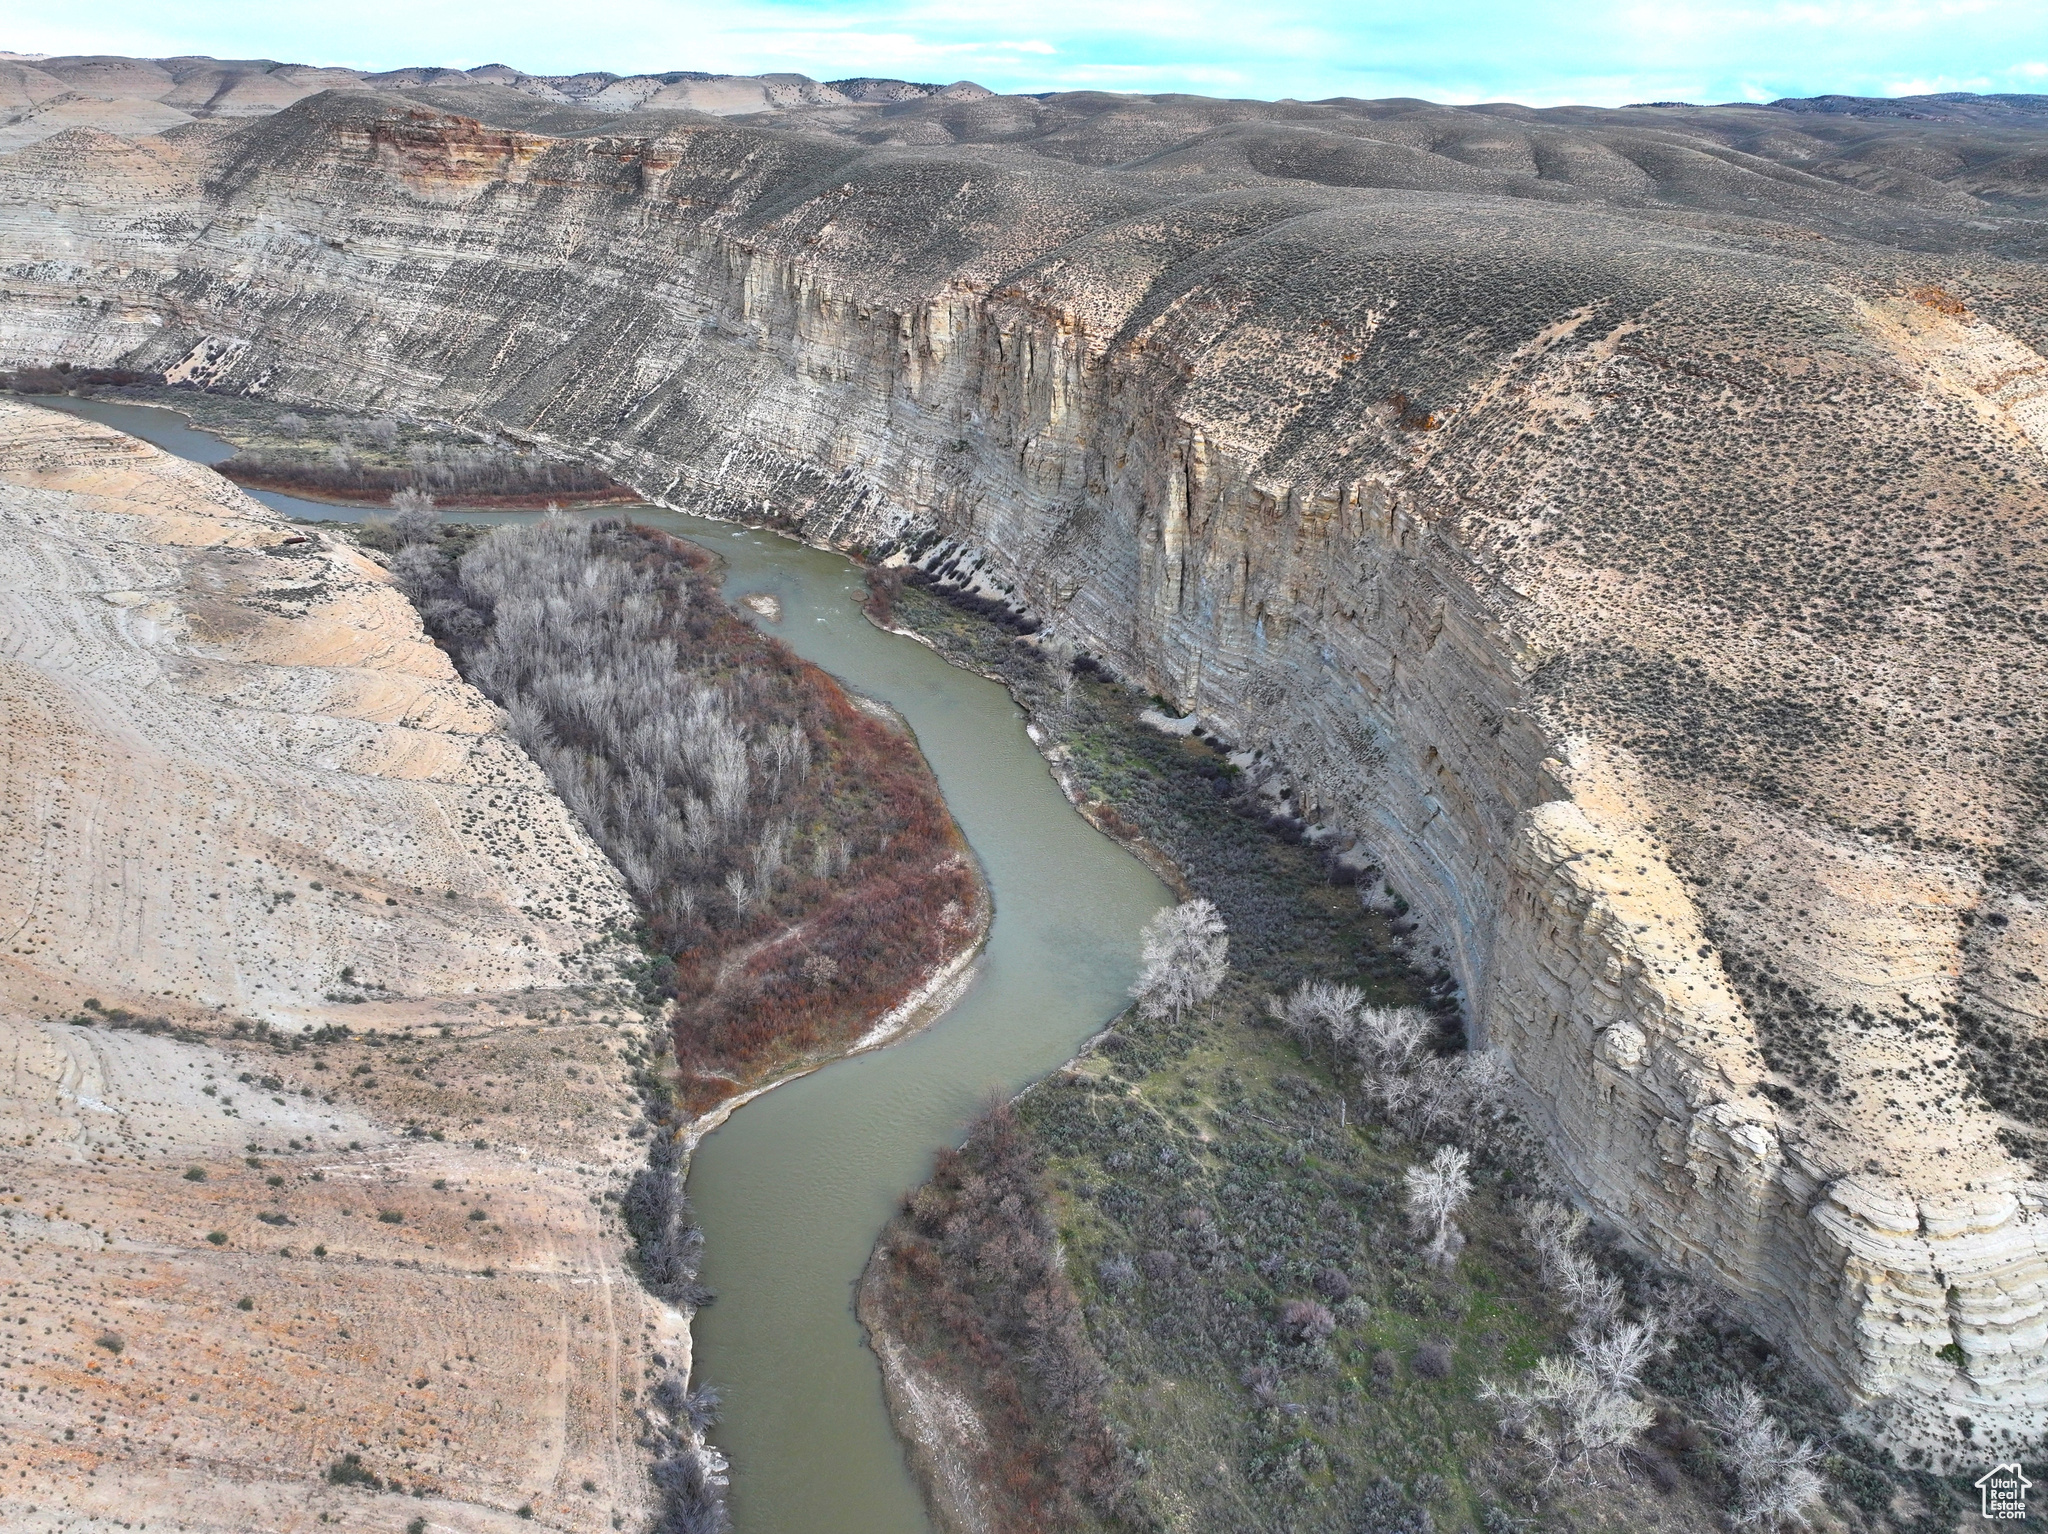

[1977,1464,2031,1521]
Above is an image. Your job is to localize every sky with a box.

[4,0,2046,109]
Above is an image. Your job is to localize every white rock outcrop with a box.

[1,85,2044,1455]
[0,398,673,1532]
[0,399,634,1027]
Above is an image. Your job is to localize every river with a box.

[32,393,1171,1534]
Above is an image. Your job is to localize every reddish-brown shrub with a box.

[1909,283,1969,318]
[862,1105,1137,1532]
[1278,1298,1337,1343]
[405,517,982,1114]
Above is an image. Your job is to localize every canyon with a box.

[0,399,679,1530]
[2,50,2046,1482]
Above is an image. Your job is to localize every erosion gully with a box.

[39,395,1171,1534]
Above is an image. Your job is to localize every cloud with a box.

[1883,74,1993,95]
[8,0,2047,107]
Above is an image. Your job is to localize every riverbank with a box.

[219,464,641,511]
[660,534,1169,1533]
[10,381,637,510]
[348,502,1013,1532]
[674,897,991,1153]
[28,387,1141,1534]
[855,586,1958,1534]
[851,583,1488,1533]
[310,498,1003,1534]
[12,389,1011,1533]
[362,512,992,1119]
[869,613,1194,905]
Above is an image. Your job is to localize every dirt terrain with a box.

[0,400,673,1532]
[0,53,2045,1460]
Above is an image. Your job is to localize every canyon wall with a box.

[0,399,636,1025]
[3,82,2046,1456]
[0,398,675,1531]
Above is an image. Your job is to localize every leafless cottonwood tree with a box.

[389,486,439,544]
[1404,1144,1473,1266]
[231,433,613,499]
[1354,1001,1429,1076]
[1270,977,1364,1046]
[1479,1197,1716,1487]
[1131,898,1229,1022]
[394,515,821,953]
[1479,1340,1656,1485]
[647,1357,731,1534]
[1707,1384,1826,1530]
[1269,977,1515,1145]
[1522,1199,1625,1332]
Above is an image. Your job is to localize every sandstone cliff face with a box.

[0,399,635,1025]
[0,399,670,1529]
[3,82,2046,1455]
[0,50,991,153]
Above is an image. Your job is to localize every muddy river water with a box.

[37,395,1171,1534]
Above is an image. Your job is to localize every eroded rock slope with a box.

[3,70,2046,1455]
[0,400,669,1531]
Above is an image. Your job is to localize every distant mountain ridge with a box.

[1627,90,2048,124]
[0,50,992,131]
[7,48,2046,127]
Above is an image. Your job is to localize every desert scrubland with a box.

[0,48,2045,1530]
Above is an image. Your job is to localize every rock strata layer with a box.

[0,400,633,1023]
[0,399,667,1530]
[2,71,2046,1454]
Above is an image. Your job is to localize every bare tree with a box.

[274,411,307,437]
[811,835,850,880]
[390,486,439,544]
[1707,1385,1826,1530]
[724,868,752,916]
[1131,898,1229,1023]
[1482,1203,1732,1495]
[1522,1199,1625,1333]
[751,818,791,891]
[1350,1003,1434,1131]
[1030,634,1082,718]
[1263,977,1520,1148]
[1268,977,1363,1047]
[1648,1274,1719,1339]
[1404,1049,1515,1142]
[679,1381,722,1434]
[392,514,836,952]
[389,541,448,604]
[1573,1319,1658,1397]
[1480,1336,1654,1484]
[1353,1003,1430,1076]
[1404,1144,1473,1266]
[1450,1048,1515,1125]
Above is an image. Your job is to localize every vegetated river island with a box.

[36,391,1171,1534]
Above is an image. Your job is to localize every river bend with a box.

[36,394,1170,1534]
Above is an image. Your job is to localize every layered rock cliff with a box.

[3,75,2046,1456]
[0,398,681,1530]
[0,50,990,153]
